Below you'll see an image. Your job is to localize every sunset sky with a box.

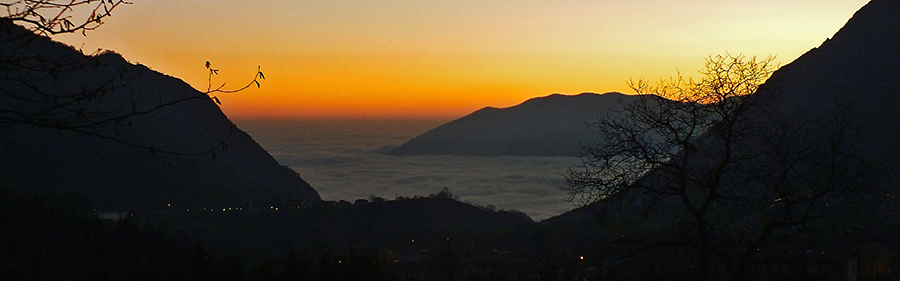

[55,0,869,119]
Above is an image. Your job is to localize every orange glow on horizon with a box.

[53,0,870,119]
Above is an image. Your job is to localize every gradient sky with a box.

[54,0,869,119]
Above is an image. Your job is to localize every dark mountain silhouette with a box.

[0,21,320,210]
[532,3,900,279]
[754,0,900,186]
[546,0,900,255]
[389,92,647,157]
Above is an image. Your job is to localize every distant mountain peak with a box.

[523,92,623,102]
[389,92,640,157]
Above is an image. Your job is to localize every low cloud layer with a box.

[238,119,579,221]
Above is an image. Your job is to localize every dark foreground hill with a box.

[0,21,320,211]
[544,0,900,279]
[552,0,900,227]
[389,92,646,157]
[153,193,535,257]
[6,0,900,279]
[755,0,900,185]
[2,190,562,281]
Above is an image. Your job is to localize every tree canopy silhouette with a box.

[565,53,871,280]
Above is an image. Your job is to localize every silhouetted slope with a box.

[0,21,320,210]
[756,0,900,185]
[0,190,547,281]
[546,0,900,246]
[151,196,534,256]
[389,92,643,157]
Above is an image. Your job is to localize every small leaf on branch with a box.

[212,96,221,105]
[259,71,265,80]
[254,80,260,88]
[205,61,211,69]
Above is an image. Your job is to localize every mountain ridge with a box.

[0,20,321,210]
[754,0,900,184]
[546,0,900,235]
[389,92,643,157]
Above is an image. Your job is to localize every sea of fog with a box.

[234,119,579,221]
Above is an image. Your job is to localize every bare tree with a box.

[2,0,130,36]
[565,54,869,280]
[566,54,776,206]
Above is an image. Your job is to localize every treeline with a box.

[0,191,398,281]
[2,190,593,281]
